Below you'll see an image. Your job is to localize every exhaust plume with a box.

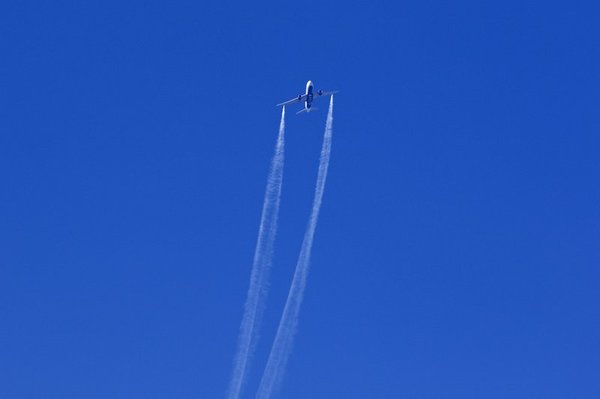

[226,107,286,399]
[256,95,334,399]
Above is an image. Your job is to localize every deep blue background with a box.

[1,1,599,398]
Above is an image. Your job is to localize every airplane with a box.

[277,80,338,114]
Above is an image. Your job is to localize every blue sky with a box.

[1,1,599,398]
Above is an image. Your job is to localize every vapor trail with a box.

[256,95,334,399]
[226,107,286,399]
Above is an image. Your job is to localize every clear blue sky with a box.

[1,1,599,398]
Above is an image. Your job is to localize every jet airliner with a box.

[277,80,338,114]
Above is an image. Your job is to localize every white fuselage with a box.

[304,80,314,111]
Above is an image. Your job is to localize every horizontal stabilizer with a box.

[296,107,318,114]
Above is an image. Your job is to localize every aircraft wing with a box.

[314,90,339,97]
[277,94,307,107]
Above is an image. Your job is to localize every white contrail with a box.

[256,95,334,399]
[226,107,286,399]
